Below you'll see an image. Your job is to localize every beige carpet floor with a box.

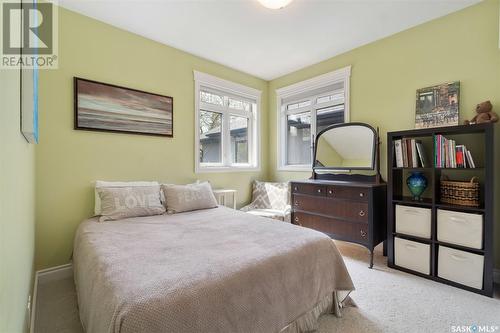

[35,241,500,333]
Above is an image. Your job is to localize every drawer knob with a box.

[294,201,299,206]
[294,217,299,222]
[359,210,366,217]
[328,190,333,194]
[317,189,322,193]
[359,192,364,197]
[360,230,367,237]
[294,186,298,191]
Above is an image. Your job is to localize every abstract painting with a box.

[415,81,460,129]
[75,78,173,137]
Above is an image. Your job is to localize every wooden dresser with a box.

[291,179,387,268]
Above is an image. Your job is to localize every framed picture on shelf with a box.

[74,77,173,137]
[415,81,460,129]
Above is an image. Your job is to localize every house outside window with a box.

[276,66,351,171]
[195,71,261,173]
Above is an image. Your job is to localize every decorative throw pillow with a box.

[97,185,166,222]
[94,180,159,215]
[250,181,289,211]
[159,180,201,204]
[161,182,218,214]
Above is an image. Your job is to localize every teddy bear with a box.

[464,101,498,125]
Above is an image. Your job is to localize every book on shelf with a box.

[434,134,476,168]
[416,142,429,167]
[456,145,465,168]
[408,139,414,167]
[411,139,418,168]
[466,150,476,168]
[393,138,429,168]
[401,139,408,167]
[435,135,441,168]
[394,139,403,167]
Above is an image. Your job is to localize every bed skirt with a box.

[280,291,352,333]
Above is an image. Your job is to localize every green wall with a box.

[1,0,497,330]
[36,8,269,270]
[0,69,36,330]
[37,0,500,271]
[268,0,500,267]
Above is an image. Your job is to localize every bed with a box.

[73,206,354,333]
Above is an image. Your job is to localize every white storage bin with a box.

[437,209,483,249]
[395,205,431,239]
[438,246,484,289]
[394,237,430,275]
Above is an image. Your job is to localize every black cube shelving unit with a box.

[387,123,494,297]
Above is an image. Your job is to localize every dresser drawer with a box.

[293,194,368,223]
[437,210,483,249]
[326,186,369,202]
[293,212,368,243]
[394,237,430,275]
[438,246,484,289]
[395,205,431,239]
[292,183,326,196]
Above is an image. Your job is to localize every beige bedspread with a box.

[73,206,354,333]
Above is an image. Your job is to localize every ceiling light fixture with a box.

[257,0,294,10]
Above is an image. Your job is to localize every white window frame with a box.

[276,66,351,172]
[194,71,261,173]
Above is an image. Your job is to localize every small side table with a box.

[212,189,237,209]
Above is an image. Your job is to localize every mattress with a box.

[73,206,354,333]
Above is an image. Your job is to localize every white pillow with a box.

[94,180,159,215]
[97,185,165,222]
[161,182,218,214]
[159,180,202,204]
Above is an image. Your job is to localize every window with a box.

[195,71,261,172]
[199,110,222,164]
[230,115,249,164]
[277,66,351,171]
[286,111,311,165]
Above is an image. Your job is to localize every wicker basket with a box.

[440,176,480,207]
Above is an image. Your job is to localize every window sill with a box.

[196,166,261,174]
[276,165,312,172]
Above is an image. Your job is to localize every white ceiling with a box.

[59,0,480,80]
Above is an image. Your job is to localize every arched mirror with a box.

[313,122,380,181]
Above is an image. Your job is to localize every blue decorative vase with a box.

[406,172,428,201]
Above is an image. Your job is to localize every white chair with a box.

[240,181,291,222]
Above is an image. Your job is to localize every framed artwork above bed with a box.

[74,77,173,137]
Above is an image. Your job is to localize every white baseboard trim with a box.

[494,269,500,284]
[31,263,73,333]
[37,263,73,284]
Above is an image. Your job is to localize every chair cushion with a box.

[250,181,289,211]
